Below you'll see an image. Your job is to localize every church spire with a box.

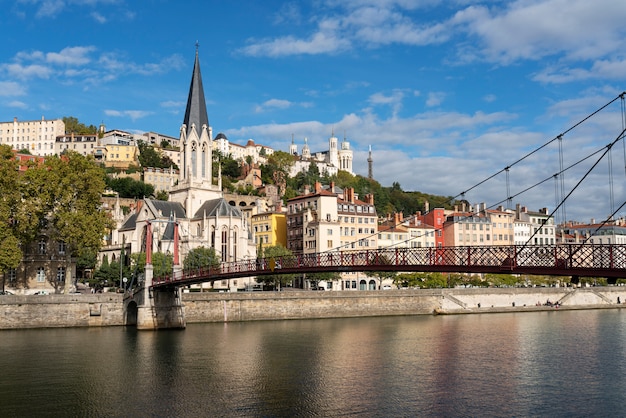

[183,43,209,138]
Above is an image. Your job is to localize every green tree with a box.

[76,248,97,280]
[259,150,295,185]
[44,152,114,263]
[130,251,173,279]
[183,246,220,272]
[106,176,155,199]
[256,245,296,290]
[137,140,163,168]
[63,116,97,134]
[137,140,178,170]
[155,190,169,201]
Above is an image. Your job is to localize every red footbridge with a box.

[152,244,626,289]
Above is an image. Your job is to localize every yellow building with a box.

[252,211,287,250]
[101,144,139,169]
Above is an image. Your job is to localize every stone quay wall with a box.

[2,287,626,329]
[0,294,124,329]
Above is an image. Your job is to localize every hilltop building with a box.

[0,117,65,156]
[289,132,354,177]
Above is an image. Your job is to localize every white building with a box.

[289,132,354,177]
[0,117,65,156]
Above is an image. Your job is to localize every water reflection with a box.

[2,311,626,417]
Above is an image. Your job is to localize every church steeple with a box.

[183,43,209,138]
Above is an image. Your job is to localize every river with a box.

[1,310,626,417]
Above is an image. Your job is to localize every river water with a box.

[2,309,626,417]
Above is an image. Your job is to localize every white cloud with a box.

[46,46,96,65]
[105,109,152,121]
[453,0,626,64]
[240,30,351,57]
[426,92,445,107]
[8,100,28,109]
[0,81,26,96]
[91,11,106,23]
[254,98,314,113]
[161,100,184,109]
[4,63,53,79]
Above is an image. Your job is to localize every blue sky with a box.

[2,0,626,223]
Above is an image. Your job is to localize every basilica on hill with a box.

[107,48,256,290]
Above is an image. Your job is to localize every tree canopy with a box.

[137,140,178,170]
[106,176,155,199]
[0,146,113,284]
[63,116,97,134]
[256,245,297,290]
[183,246,221,272]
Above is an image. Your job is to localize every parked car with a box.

[33,290,49,295]
[0,290,14,295]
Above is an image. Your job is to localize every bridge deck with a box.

[152,244,626,288]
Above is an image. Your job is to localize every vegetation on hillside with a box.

[63,116,98,135]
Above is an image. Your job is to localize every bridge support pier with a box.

[135,264,186,330]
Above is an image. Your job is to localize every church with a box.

[289,132,354,178]
[110,48,256,290]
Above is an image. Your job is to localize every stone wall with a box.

[2,287,626,329]
[0,294,124,329]
[182,290,441,322]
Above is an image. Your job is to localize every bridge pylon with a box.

[127,220,186,330]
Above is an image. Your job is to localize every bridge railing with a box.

[151,244,626,287]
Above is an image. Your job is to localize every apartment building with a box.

[286,182,340,255]
[55,133,98,157]
[515,205,555,246]
[443,208,493,247]
[143,167,179,193]
[251,210,287,250]
[488,207,515,246]
[0,117,65,156]
[337,187,377,251]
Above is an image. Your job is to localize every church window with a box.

[201,143,207,178]
[191,142,198,178]
[221,229,228,262]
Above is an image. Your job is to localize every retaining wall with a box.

[2,287,626,329]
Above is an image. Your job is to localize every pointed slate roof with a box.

[193,198,242,220]
[145,199,187,219]
[183,49,209,138]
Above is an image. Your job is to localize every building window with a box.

[37,267,45,282]
[58,241,66,255]
[57,267,66,282]
[8,268,17,282]
[221,229,228,262]
[38,239,46,255]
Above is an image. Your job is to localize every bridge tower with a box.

[130,220,186,330]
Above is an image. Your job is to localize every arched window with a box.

[191,141,197,178]
[221,228,228,262]
[201,142,207,178]
[232,228,238,260]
